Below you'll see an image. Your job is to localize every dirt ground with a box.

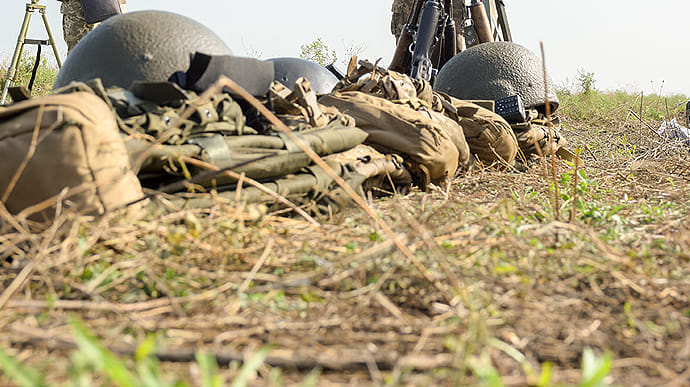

[2,97,690,386]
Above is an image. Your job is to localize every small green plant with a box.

[469,349,503,387]
[576,69,597,95]
[230,346,271,387]
[69,318,175,387]
[0,347,47,387]
[579,348,613,387]
[1,53,59,100]
[0,320,278,386]
[299,38,337,66]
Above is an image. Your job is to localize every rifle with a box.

[462,0,515,46]
[388,0,514,83]
[466,0,493,45]
[388,0,457,83]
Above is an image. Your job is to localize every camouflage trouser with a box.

[390,0,464,40]
[60,0,127,54]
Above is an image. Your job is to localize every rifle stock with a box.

[389,26,414,74]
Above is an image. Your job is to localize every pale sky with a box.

[1,0,688,96]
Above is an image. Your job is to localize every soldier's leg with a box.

[391,0,414,40]
[60,0,97,54]
[391,0,465,47]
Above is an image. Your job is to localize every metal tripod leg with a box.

[1,0,63,104]
[495,0,512,42]
[39,4,63,69]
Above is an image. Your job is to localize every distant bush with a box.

[576,69,597,95]
[299,38,337,67]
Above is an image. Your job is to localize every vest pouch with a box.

[0,92,143,220]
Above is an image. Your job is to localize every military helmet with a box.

[434,42,559,113]
[54,11,233,90]
[266,57,338,95]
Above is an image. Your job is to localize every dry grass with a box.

[2,91,690,386]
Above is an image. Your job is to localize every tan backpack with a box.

[320,61,519,187]
[320,90,466,187]
[445,97,518,167]
[0,92,143,220]
[320,64,471,187]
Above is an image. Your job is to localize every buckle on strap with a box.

[187,134,232,165]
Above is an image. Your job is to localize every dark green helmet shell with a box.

[54,11,233,90]
[434,42,559,113]
[266,57,338,95]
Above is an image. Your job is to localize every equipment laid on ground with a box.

[1,0,62,104]
[0,6,577,221]
[0,91,143,219]
[53,10,233,90]
[494,94,525,123]
[434,41,559,114]
[267,57,339,95]
[174,52,275,97]
[322,60,521,187]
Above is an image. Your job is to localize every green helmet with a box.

[267,57,338,95]
[54,11,233,90]
[434,42,559,113]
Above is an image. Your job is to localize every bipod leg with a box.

[39,6,62,68]
[1,5,33,104]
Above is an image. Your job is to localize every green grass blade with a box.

[300,367,321,387]
[135,335,158,362]
[136,359,165,387]
[579,348,612,387]
[470,350,504,387]
[0,348,46,387]
[195,352,224,387]
[70,319,139,387]
[69,351,94,387]
[536,361,553,387]
[231,346,272,387]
